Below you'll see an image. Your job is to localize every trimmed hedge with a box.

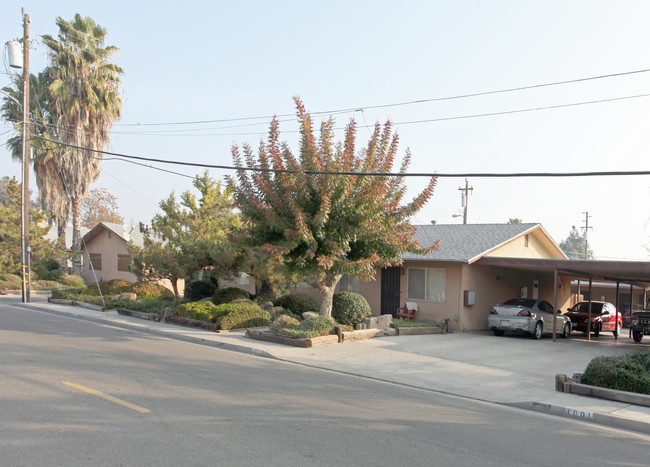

[212,287,251,305]
[275,293,320,314]
[217,304,270,330]
[277,316,335,339]
[581,351,650,395]
[331,291,372,326]
[61,274,85,287]
[184,280,217,302]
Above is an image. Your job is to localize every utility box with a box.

[464,290,475,306]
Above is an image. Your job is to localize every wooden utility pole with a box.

[458,179,473,224]
[21,9,30,303]
[581,211,592,260]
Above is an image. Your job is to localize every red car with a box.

[566,301,622,337]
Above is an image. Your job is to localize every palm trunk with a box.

[57,223,67,271]
[71,196,82,275]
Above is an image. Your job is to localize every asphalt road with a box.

[2,304,649,466]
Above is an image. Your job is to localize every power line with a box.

[107,67,650,128]
[33,136,650,179]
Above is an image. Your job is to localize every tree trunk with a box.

[171,277,180,304]
[57,223,68,271]
[71,196,82,275]
[318,273,342,318]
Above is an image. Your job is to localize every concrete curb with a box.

[507,401,650,434]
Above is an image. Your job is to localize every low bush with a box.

[270,315,300,333]
[61,274,85,288]
[130,281,174,298]
[175,301,219,322]
[184,280,217,302]
[212,287,251,305]
[581,351,650,395]
[85,279,132,296]
[217,304,270,330]
[51,287,85,299]
[331,291,372,326]
[32,280,61,290]
[254,290,277,304]
[0,274,22,290]
[275,293,320,314]
[277,316,335,339]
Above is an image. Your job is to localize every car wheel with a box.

[532,321,543,340]
[492,329,505,336]
[593,323,601,337]
[561,322,571,338]
[633,331,643,343]
[613,323,620,338]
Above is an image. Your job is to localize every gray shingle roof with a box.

[402,223,540,262]
[84,223,147,248]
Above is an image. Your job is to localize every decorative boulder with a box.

[260,301,275,311]
[302,311,320,319]
[113,293,137,301]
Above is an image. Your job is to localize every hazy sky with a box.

[2,1,650,260]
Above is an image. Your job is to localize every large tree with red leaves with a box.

[232,99,438,317]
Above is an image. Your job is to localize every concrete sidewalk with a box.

[5,294,650,434]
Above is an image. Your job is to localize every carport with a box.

[476,257,650,341]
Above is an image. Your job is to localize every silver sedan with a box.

[488,298,572,339]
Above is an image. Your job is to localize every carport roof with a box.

[476,257,650,288]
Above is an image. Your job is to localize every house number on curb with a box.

[251,348,265,355]
[565,408,594,419]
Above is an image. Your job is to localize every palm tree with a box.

[1,71,71,243]
[43,14,123,274]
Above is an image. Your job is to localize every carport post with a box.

[587,277,592,342]
[629,283,634,339]
[615,281,620,340]
[552,268,558,342]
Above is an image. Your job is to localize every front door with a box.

[381,267,401,317]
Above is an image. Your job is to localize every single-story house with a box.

[80,222,183,294]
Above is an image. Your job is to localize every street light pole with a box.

[21,9,31,303]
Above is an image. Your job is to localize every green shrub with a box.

[0,276,21,290]
[254,290,277,304]
[61,274,85,288]
[217,304,270,330]
[275,293,320,314]
[51,287,85,299]
[278,316,335,339]
[212,286,251,305]
[331,291,372,326]
[130,281,174,298]
[184,279,217,302]
[270,315,300,333]
[581,351,650,395]
[85,279,132,296]
[32,280,61,290]
[175,301,218,322]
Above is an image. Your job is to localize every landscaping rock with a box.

[303,311,320,319]
[271,306,287,314]
[260,301,274,311]
[112,293,137,301]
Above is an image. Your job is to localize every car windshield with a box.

[503,298,536,307]
[571,302,604,314]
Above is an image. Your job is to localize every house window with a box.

[407,268,445,302]
[117,254,132,272]
[339,274,360,293]
[89,253,102,271]
[228,273,249,286]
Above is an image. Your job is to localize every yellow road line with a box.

[63,381,151,414]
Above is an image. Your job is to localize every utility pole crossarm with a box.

[458,179,473,224]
